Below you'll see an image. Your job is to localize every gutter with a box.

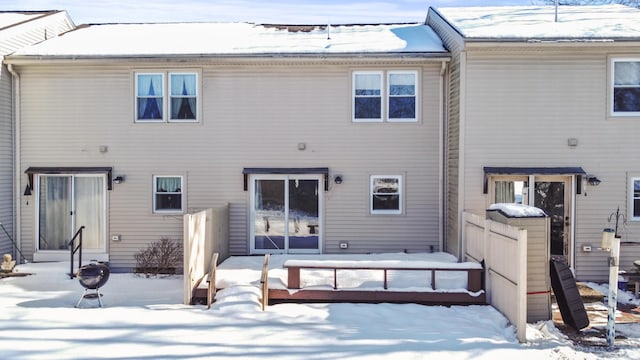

[4,52,452,65]
[7,64,21,263]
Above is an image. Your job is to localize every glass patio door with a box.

[490,175,573,262]
[250,175,321,254]
[37,174,106,253]
[534,176,571,258]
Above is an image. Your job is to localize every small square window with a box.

[370,175,402,215]
[153,176,183,213]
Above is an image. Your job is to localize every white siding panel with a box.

[18,62,443,269]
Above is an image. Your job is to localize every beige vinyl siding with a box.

[460,48,640,281]
[444,53,461,258]
[426,11,465,258]
[0,67,13,255]
[16,60,443,269]
[0,12,74,259]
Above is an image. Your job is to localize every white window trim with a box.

[610,58,640,117]
[352,71,384,123]
[352,70,420,123]
[153,175,184,214]
[135,72,165,123]
[135,71,200,123]
[631,177,640,221]
[168,72,199,123]
[387,70,419,123]
[370,175,403,215]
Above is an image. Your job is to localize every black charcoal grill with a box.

[75,262,110,308]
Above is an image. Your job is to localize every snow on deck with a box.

[217,252,480,293]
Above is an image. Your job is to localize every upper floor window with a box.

[153,175,183,213]
[612,59,640,116]
[353,71,383,122]
[136,71,199,123]
[370,175,402,215]
[632,177,640,221]
[353,70,418,123]
[388,71,417,122]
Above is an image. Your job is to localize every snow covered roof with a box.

[9,22,448,59]
[0,12,46,30]
[487,203,547,218]
[433,5,640,41]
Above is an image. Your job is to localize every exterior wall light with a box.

[334,175,343,184]
[23,185,32,196]
[587,176,601,186]
[113,176,125,184]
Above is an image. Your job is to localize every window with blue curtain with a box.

[170,73,197,121]
[136,74,164,121]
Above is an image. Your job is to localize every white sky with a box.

[0,0,540,24]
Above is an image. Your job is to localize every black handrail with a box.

[68,226,85,279]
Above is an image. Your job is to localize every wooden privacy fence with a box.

[462,212,527,343]
[183,205,230,305]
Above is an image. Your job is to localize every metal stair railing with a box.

[68,226,85,279]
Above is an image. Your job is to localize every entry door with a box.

[250,175,321,254]
[534,176,572,258]
[37,174,106,253]
[490,175,573,260]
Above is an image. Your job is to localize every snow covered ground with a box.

[1,256,640,359]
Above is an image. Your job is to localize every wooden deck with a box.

[268,289,486,305]
[192,255,487,306]
[194,286,486,306]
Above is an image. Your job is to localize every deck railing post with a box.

[431,270,436,290]
[468,269,483,292]
[383,269,388,289]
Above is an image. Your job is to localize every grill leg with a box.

[75,288,104,308]
[96,288,103,308]
[75,289,88,308]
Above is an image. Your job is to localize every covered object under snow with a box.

[487,203,551,323]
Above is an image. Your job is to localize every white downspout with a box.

[7,63,22,263]
[439,60,448,253]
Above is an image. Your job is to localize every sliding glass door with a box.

[37,174,106,253]
[250,174,321,254]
